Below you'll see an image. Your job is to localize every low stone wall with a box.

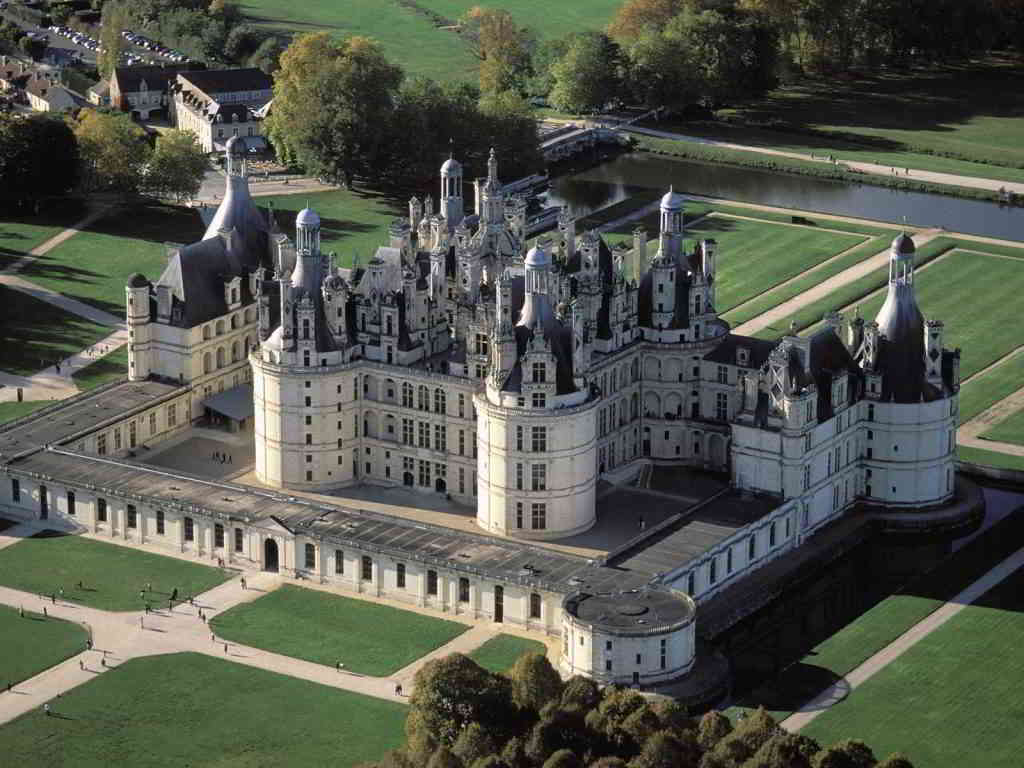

[957,460,1024,489]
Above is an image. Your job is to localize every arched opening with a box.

[435,477,447,493]
[215,319,225,336]
[403,472,414,487]
[263,538,279,572]
[203,352,212,374]
[231,314,239,330]
[203,325,212,340]
[216,347,226,369]
[231,340,240,362]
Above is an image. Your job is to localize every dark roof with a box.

[564,587,694,633]
[871,282,930,403]
[127,272,149,288]
[201,383,253,421]
[704,334,777,368]
[113,65,188,94]
[178,68,272,96]
[806,330,862,419]
[893,232,916,255]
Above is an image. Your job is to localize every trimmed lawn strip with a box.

[419,0,621,40]
[468,634,547,674]
[0,202,88,269]
[957,445,1024,471]
[0,604,88,687]
[0,400,52,425]
[71,345,129,392]
[211,584,468,676]
[0,652,407,768]
[960,354,1024,423]
[981,408,1024,447]
[19,203,205,317]
[723,234,892,327]
[0,533,230,612]
[802,566,1024,767]
[0,286,113,377]
[752,237,959,340]
[256,188,404,269]
[729,499,1024,724]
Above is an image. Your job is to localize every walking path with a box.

[622,125,1024,196]
[781,543,1024,732]
[732,229,941,336]
[3,205,111,276]
[957,382,1024,458]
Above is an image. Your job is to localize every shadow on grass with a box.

[731,663,847,713]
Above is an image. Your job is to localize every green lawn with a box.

[0,400,53,425]
[0,533,231,612]
[211,584,468,676]
[71,345,129,392]
[802,566,1024,768]
[959,353,1024,423]
[0,652,407,768]
[19,203,205,317]
[0,286,113,377]
[980,408,1024,447]
[704,56,1024,183]
[957,445,1024,471]
[0,202,88,269]
[419,0,621,39]
[0,604,88,687]
[240,0,478,82]
[468,633,547,674]
[257,188,404,269]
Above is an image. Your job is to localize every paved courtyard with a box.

[139,429,255,480]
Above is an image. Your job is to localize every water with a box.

[546,153,1023,242]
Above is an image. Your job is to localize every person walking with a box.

[43,607,47,618]
[140,616,144,629]
[241,576,246,590]
[101,658,106,668]
[44,703,50,717]
[224,643,228,654]
[79,659,84,671]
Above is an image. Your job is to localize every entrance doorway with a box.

[494,585,503,623]
[264,538,279,572]
[403,472,414,487]
[435,478,446,493]
[39,484,48,520]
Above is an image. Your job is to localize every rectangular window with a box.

[167,403,177,428]
[459,467,465,495]
[687,571,695,594]
[769,521,777,547]
[459,577,470,603]
[434,424,446,452]
[418,459,431,487]
[214,524,224,549]
[334,550,344,574]
[531,426,547,453]
[726,548,733,574]
[235,527,243,552]
[660,638,667,670]
[126,504,137,529]
[97,433,107,455]
[361,556,373,581]
[184,517,194,542]
[149,412,156,435]
[516,502,523,529]
[402,418,414,446]
[531,503,546,530]
[458,394,465,418]
[516,463,523,491]
[97,497,107,522]
[427,569,438,596]
[716,392,728,421]
[717,365,728,384]
[459,430,465,456]
[397,562,406,589]
[516,425,523,451]
[66,491,76,516]
[11,479,19,502]
[531,464,546,491]
[156,509,165,535]
[418,421,430,448]
[532,361,546,383]
[748,534,756,560]
[532,392,546,408]
[305,543,316,569]
[709,558,717,584]
[530,592,541,619]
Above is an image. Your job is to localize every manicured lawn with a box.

[708,57,1024,182]
[0,286,113,377]
[0,202,88,269]
[257,188,404,269]
[0,652,407,768]
[211,584,468,676]
[0,400,53,425]
[19,203,205,317]
[0,604,88,687]
[957,445,1024,471]
[959,353,1024,423]
[71,345,129,392]
[802,566,1024,767]
[241,0,478,82]
[0,533,231,612]
[419,0,621,39]
[981,408,1024,447]
[469,633,547,674]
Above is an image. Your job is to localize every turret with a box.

[408,196,423,234]
[558,207,576,261]
[657,187,685,264]
[389,217,412,262]
[125,273,151,382]
[480,148,503,225]
[848,311,864,354]
[494,270,517,379]
[873,233,926,403]
[924,319,944,389]
[440,155,464,228]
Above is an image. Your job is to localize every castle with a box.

[0,139,967,695]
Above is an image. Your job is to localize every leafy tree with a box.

[460,6,534,94]
[526,36,570,99]
[18,35,46,61]
[620,706,662,750]
[427,747,464,768]
[501,736,529,768]
[452,723,499,767]
[608,0,685,40]
[511,653,564,712]
[73,109,151,196]
[471,757,509,768]
[0,113,79,206]
[589,759,627,768]
[710,708,778,766]
[143,129,208,202]
[248,36,286,73]
[875,754,914,768]
[543,750,582,768]
[742,731,818,768]
[560,676,601,712]
[696,710,732,751]
[549,31,623,113]
[627,731,694,768]
[407,654,513,748]
[266,32,402,188]
[405,720,438,765]
[648,697,694,735]
[812,740,876,768]
[98,0,126,78]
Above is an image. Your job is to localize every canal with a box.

[546,153,1023,242]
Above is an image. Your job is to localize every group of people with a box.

[212,451,233,465]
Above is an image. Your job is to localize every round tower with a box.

[125,273,152,382]
[440,154,464,228]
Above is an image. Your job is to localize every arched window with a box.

[216,347,225,368]
[203,352,212,374]
[230,314,239,330]
[529,593,542,619]
[402,383,414,407]
[231,340,240,362]
[417,385,429,411]
[434,388,446,414]
[215,319,225,335]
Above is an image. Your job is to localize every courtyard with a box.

[0,532,231,612]
[468,633,547,673]
[0,652,408,768]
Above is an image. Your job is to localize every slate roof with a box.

[177,68,271,96]
[113,65,189,94]
[704,334,777,369]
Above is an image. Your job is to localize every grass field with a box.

[957,445,1024,471]
[959,353,1024,423]
[0,202,88,269]
[71,345,129,392]
[0,400,52,425]
[0,286,113,377]
[19,204,205,317]
[419,0,621,39]
[701,57,1024,183]
[468,634,547,674]
[0,652,407,768]
[981,408,1024,447]
[240,0,478,83]
[211,584,468,676]
[0,533,231,612]
[0,604,88,687]
[802,566,1024,768]
[256,188,404,269]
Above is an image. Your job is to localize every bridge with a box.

[540,122,630,162]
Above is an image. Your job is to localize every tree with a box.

[876,754,914,768]
[452,723,499,767]
[471,757,509,768]
[18,35,46,61]
[0,113,79,207]
[742,731,818,768]
[98,0,126,79]
[812,740,876,768]
[543,750,582,768]
[560,676,601,712]
[427,747,464,768]
[460,6,534,94]
[73,109,151,196]
[248,36,286,73]
[649,697,694,736]
[549,31,623,113]
[697,710,732,751]
[608,0,684,40]
[627,731,692,768]
[589,760,627,768]
[143,130,208,202]
[710,708,779,766]
[407,654,513,748]
[510,653,563,712]
[526,36,570,99]
[266,32,403,188]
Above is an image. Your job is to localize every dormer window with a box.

[737,347,750,367]
[532,361,546,384]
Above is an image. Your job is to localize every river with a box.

[545,153,1023,242]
